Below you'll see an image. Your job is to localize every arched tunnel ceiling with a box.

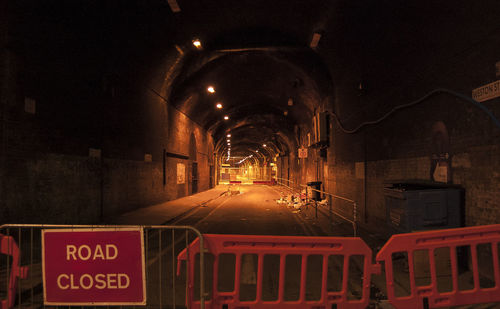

[24,0,494,163]
[169,39,333,161]
[155,0,342,162]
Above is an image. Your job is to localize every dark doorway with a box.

[209,165,214,188]
[192,162,198,194]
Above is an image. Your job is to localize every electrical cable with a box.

[328,88,500,134]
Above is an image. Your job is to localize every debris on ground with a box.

[276,197,286,204]
[317,199,329,206]
[227,189,240,196]
[276,192,310,210]
[300,189,307,200]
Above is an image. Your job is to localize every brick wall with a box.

[0,6,215,224]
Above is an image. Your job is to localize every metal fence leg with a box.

[172,229,176,309]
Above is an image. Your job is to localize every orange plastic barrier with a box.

[178,234,381,309]
[0,234,29,309]
[376,224,500,308]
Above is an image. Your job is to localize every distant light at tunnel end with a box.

[207,86,215,93]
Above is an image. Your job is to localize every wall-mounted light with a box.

[310,32,321,49]
[192,39,202,49]
[167,0,181,12]
[216,103,223,109]
[207,86,215,93]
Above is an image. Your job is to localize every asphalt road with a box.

[179,185,315,236]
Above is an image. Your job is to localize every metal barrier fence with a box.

[178,234,381,309]
[275,178,358,236]
[302,185,358,237]
[0,224,205,309]
[3,224,500,308]
[377,224,500,309]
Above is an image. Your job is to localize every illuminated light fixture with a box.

[288,98,293,106]
[256,150,259,153]
[284,110,288,116]
[192,39,202,49]
[227,134,231,137]
[167,0,181,12]
[263,144,267,147]
[207,86,215,93]
[237,154,254,165]
[224,115,229,120]
[227,139,230,142]
[216,103,223,109]
[310,32,321,48]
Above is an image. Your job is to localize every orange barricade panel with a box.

[178,234,381,309]
[376,224,500,309]
[0,234,29,309]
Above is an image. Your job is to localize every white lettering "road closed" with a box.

[57,273,130,290]
[66,244,118,260]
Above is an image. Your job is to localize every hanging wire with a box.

[328,88,500,134]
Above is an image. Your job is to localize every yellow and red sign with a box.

[42,228,146,306]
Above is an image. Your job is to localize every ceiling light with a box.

[224,115,229,120]
[207,86,215,93]
[263,144,267,147]
[216,103,223,109]
[310,32,321,49]
[256,150,259,153]
[227,134,231,137]
[192,39,202,49]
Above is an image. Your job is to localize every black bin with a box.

[307,181,322,201]
[385,182,463,233]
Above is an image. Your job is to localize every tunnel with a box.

[2,1,500,308]
[1,1,500,232]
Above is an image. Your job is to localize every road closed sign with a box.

[42,228,146,306]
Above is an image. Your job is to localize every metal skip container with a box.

[384,182,463,233]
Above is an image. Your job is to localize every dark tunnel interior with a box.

[2,0,500,231]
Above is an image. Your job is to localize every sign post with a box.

[42,228,146,306]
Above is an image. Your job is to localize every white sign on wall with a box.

[472,80,500,102]
[176,163,185,184]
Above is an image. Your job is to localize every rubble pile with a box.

[276,193,304,210]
